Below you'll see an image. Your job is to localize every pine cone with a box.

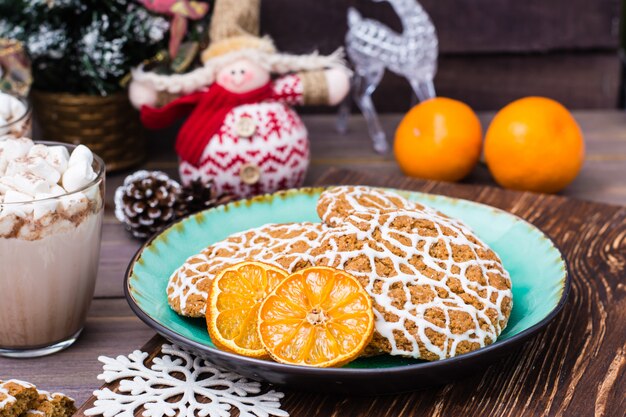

[114,170,182,239]
[178,178,237,216]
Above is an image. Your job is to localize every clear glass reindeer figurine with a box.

[340,0,438,153]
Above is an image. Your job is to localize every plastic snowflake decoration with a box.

[84,344,289,417]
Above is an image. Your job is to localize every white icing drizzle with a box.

[167,222,327,316]
[317,185,418,227]
[315,187,512,359]
[0,385,14,408]
[24,390,73,416]
[0,379,34,409]
[167,186,512,360]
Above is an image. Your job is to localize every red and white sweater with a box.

[141,74,310,198]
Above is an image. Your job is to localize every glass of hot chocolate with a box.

[0,138,105,357]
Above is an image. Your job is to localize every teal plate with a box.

[125,187,569,394]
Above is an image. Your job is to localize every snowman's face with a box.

[215,58,270,94]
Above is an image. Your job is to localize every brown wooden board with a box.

[386,53,622,111]
[260,0,622,110]
[301,53,622,112]
[262,0,621,54]
[0,299,155,404]
[75,168,625,417]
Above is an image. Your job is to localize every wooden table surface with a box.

[1,112,625,416]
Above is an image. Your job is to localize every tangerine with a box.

[484,97,584,193]
[258,266,374,367]
[206,261,288,358]
[394,97,483,181]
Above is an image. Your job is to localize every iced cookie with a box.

[167,222,326,317]
[24,391,76,417]
[317,186,421,226]
[312,206,513,361]
[0,380,38,417]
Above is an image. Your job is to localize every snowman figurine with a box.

[129,0,350,198]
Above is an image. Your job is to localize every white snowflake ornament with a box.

[85,344,289,417]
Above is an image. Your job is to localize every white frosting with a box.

[314,187,512,359]
[0,385,14,408]
[24,390,75,416]
[0,379,35,408]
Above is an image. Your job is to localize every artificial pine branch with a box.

[0,0,211,95]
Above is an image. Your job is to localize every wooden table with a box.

[1,112,625,416]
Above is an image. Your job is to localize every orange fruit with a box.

[394,97,483,181]
[484,97,585,193]
[258,266,374,367]
[206,261,288,358]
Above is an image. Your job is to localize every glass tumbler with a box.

[0,142,105,357]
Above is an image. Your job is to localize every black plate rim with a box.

[123,187,571,377]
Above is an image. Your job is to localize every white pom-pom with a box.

[129,80,158,109]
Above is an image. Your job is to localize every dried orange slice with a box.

[206,261,288,358]
[258,266,374,367]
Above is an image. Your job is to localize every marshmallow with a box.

[45,146,70,174]
[0,212,19,237]
[2,189,34,217]
[83,182,100,201]
[68,144,93,168]
[12,172,51,196]
[5,156,61,186]
[33,193,59,220]
[0,95,11,119]
[0,117,8,136]
[28,144,70,175]
[59,192,88,217]
[9,98,26,120]
[49,184,66,197]
[0,140,98,234]
[0,137,33,160]
[62,160,97,192]
[4,189,33,203]
[27,144,49,158]
[0,176,19,194]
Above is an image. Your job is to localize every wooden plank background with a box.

[261,0,623,110]
[263,0,621,54]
